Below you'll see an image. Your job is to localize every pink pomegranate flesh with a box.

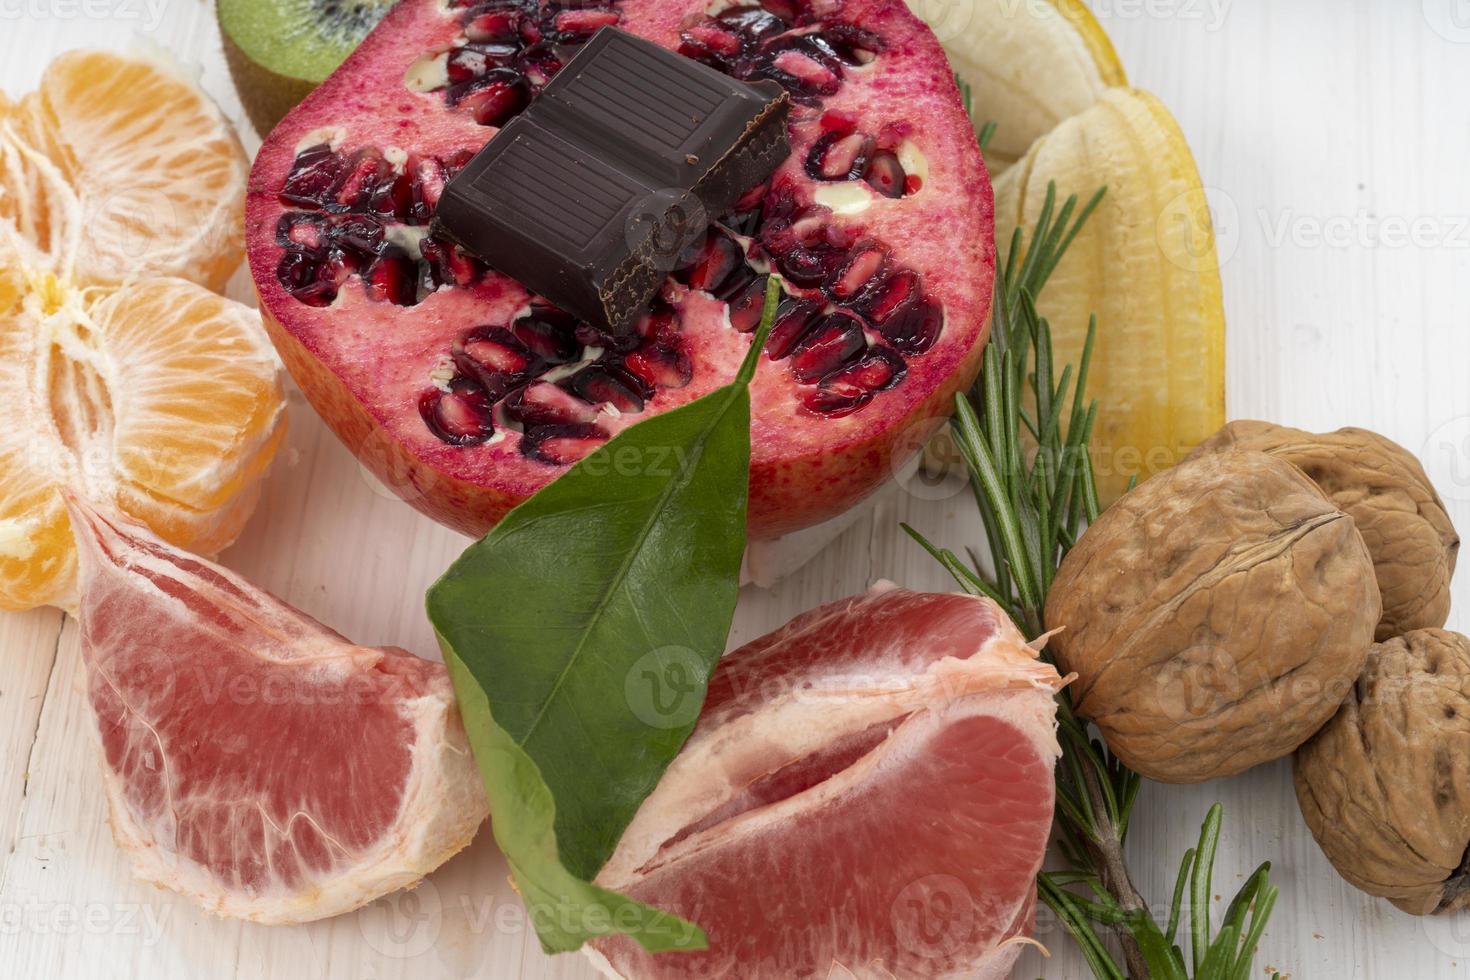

[245,0,994,539]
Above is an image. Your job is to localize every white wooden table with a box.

[3,2,1469,977]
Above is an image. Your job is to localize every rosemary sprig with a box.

[905,182,1283,979]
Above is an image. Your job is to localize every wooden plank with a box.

[2,1,1469,977]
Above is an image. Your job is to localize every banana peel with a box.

[923,0,1125,171]
[992,88,1226,504]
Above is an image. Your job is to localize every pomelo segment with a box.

[928,0,1125,171]
[993,88,1226,504]
[68,497,488,924]
[591,585,1064,978]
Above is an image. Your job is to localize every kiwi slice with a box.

[217,0,395,137]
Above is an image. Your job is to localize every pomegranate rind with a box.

[68,496,488,924]
[246,0,994,540]
[590,585,1064,978]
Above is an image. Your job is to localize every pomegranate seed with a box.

[824,242,890,302]
[276,212,326,252]
[574,322,640,354]
[854,268,920,323]
[519,18,544,44]
[817,24,885,65]
[421,378,496,446]
[553,8,620,39]
[758,0,803,24]
[905,174,924,195]
[879,298,943,354]
[569,366,646,414]
[762,182,800,223]
[634,302,680,339]
[717,6,787,39]
[280,144,347,209]
[765,299,820,359]
[764,44,842,98]
[517,44,564,86]
[521,423,609,465]
[328,213,386,259]
[450,70,530,127]
[408,156,448,225]
[321,248,359,287]
[776,243,837,287]
[444,148,477,177]
[421,236,483,290]
[789,313,865,382]
[822,346,906,394]
[465,10,521,43]
[333,148,393,212]
[512,313,581,364]
[448,45,514,85]
[454,326,535,398]
[864,150,906,198]
[682,231,745,293]
[364,249,417,306]
[504,382,599,427]
[802,387,871,417]
[684,23,745,58]
[678,38,732,71]
[806,130,875,182]
[367,169,414,222]
[276,251,337,307]
[724,273,773,333]
[624,341,693,390]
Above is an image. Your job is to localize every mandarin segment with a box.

[0,53,281,612]
[98,278,286,516]
[0,278,284,610]
[0,298,76,610]
[30,50,248,292]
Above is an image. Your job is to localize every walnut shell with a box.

[1045,450,1381,783]
[1190,420,1459,641]
[1294,629,1470,915]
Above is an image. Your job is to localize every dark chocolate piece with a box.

[433,27,790,334]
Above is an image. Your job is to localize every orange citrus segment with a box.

[20,50,247,292]
[0,268,285,611]
[0,268,74,610]
[98,277,286,519]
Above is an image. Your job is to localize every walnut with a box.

[1294,629,1470,915]
[1044,450,1381,783]
[1190,420,1460,640]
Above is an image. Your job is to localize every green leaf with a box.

[428,280,782,954]
[1191,803,1225,972]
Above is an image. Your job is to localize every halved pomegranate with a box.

[245,0,993,539]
